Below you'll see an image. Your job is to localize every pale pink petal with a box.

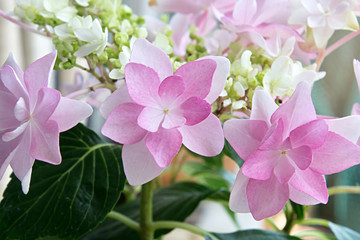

[229,170,250,213]
[30,120,61,164]
[274,157,295,184]
[289,168,328,204]
[351,103,360,115]
[3,53,24,85]
[102,103,147,144]
[353,59,360,93]
[311,132,360,175]
[125,63,161,106]
[145,128,182,168]
[179,113,224,156]
[287,146,312,170]
[0,134,21,180]
[24,51,57,109]
[0,91,19,131]
[233,0,257,25]
[32,88,61,123]
[200,56,230,104]
[325,115,360,144]
[170,14,191,56]
[224,119,268,159]
[289,185,322,205]
[0,65,28,101]
[289,119,328,149]
[175,59,216,100]
[50,96,93,132]
[99,85,133,118]
[271,82,316,136]
[247,175,289,220]
[250,88,278,126]
[137,107,164,132]
[181,97,211,126]
[153,0,206,14]
[242,150,280,180]
[158,75,185,105]
[259,119,284,150]
[122,139,165,186]
[130,38,173,81]
[162,108,186,129]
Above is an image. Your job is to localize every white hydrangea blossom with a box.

[74,18,108,57]
[75,0,89,7]
[263,56,325,96]
[54,15,93,40]
[42,0,77,22]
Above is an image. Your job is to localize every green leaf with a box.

[329,222,360,240]
[83,182,227,240]
[205,229,300,240]
[223,140,244,167]
[0,124,125,240]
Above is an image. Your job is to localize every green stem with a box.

[265,218,281,232]
[151,221,219,240]
[293,218,329,228]
[294,230,333,240]
[107,211,140,232]
[282,202,295,234]
[140,181,154,240]
[328,186,360,196]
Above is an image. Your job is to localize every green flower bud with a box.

[115,32,129,45]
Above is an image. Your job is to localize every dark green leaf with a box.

[290,201,304,220]
[0,124,125,240]
[223,140,244,167]
[83,182,227,240]
[205,229,300,240]
[329,222,360,240]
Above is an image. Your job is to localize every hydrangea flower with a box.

[0,52,93,194]
[101,38,230,185]
[224,82,360,220]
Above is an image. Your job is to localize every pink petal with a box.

[200,56,230,104]
[32,88,61,123]
[311,132,360,175]
[170,14,191,56]
[289,168,328,204]
[351,103,360,115]
[233,0,257,25]
[158,75,185,105]
[130,38,173,81]
[181,97,211,126]
[125,63,161,106]
[175,59,216,100]
[353,59,360,94]
[50,96,93,132]
[259,119,284,150]
[30,120,61,164]
[137,107,164,132]
[250,88,278,126]
[289,119,328,149]
[0,65,28,102]
[0,91,19,131]
[326,116,360,144]
[3,53,24,85]
[229,170,250,213]
[274,157,295,184]
[24,51,57,109]
[102,103,147,144]
[271,82,317,136]
[224,119,268,159]
[100,85,133,118]
[145,128,182,168]
[287,146,312,170]
[162,108,186,129]
[247,175,289,220]
[179,113,224,156]
[122,139,165,186]
[153,0,206,14]
[242,150,280,180]
[0,134,21,180]
[289,185,322,205]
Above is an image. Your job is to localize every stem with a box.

[293,218,330,228]
[151,221,219,240]
[265,218,281,232]
[328,186,360,196]
[74,63,102,81]
[294,230,332,240]
[282,202,295,234]
[0,10,48,37]
[107,211,140,232]
[140,181,154,240]
[64,83,107,99]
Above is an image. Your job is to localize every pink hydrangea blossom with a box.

[101,38,230,185]
[224,82,360,220]
[352,59,360,115]
[0,52,93,194]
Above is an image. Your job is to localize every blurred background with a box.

[1,0,360,238]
